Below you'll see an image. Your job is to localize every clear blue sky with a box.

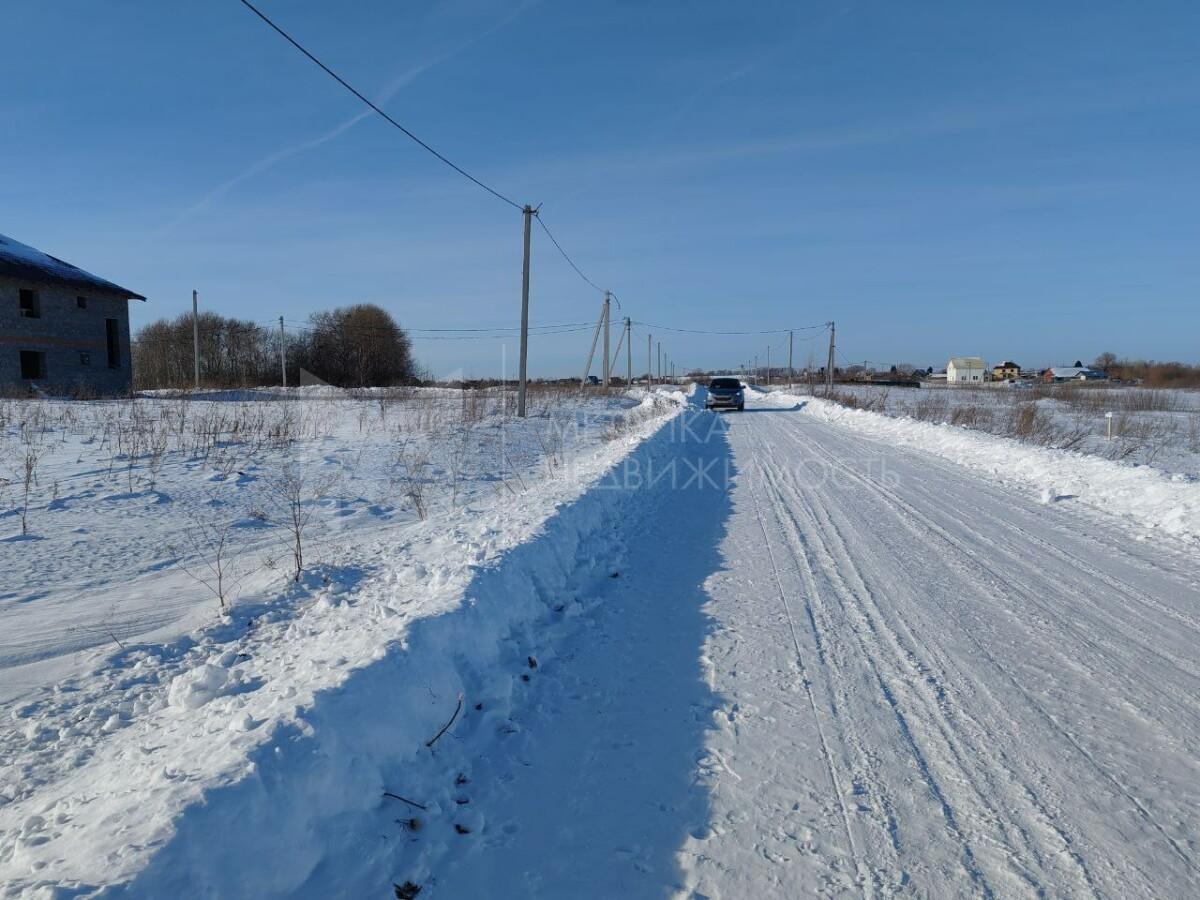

[3,0,1198,377]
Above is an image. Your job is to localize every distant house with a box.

[991,361,1020,381]
[947,357,987,384]
[0,233,144,394]
[1043,366,1106,383]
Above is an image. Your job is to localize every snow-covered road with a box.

[416,390,1200,898]
[680,393,1200,897]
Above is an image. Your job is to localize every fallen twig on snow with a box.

[425,692,464,748]
[382,792,427,810]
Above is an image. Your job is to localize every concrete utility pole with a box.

[602,291,611,387]
[788,330,794,391]
[657,341,662,383]
[192,289,200,391]
[279,316,287,388]
[647,334,653,388]
[608,312,626,378]
[517,205,534,417]
[826,321,836,395]
[767,346,771,386]
[625,318,632,386]
[581,297,606,387]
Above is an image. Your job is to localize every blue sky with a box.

[3,0,1198,377]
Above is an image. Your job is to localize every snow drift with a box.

[773,390,1200,546]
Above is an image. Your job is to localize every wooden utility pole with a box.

[192,289,200,391]
[602,291,611,387]
[826,321,836,395]
[279,316,287,388]
[517,205,534,417]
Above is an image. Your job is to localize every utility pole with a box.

[602,291,611,387]
[625,318,632,386]
[609,314,627,380]
[192,289,200,391]
[608,318,622,376]
[647,334,653,388]
[788,330,794,391]
[826,321,836,395]
[517,205,534,417]
[581,297,606,387]
[279,316,287,388]
[766,346,771,387]
[657,341,662,383]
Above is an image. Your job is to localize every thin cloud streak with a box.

[158,0,539,235]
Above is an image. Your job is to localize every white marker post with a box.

[1105,411,1114,440]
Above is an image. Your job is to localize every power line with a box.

[535,215,605,295]
[238,0,522,211]
[281,319,590,333]
[631,320,831,336]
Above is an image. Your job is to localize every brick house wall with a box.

[0,275,133,395]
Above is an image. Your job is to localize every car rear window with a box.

[710,378,741,390]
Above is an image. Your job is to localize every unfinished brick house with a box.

[0,233,145,395]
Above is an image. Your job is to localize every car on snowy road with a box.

[706,377,745,411]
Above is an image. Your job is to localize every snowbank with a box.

[0,390,687,897]
[771,390,1200,545]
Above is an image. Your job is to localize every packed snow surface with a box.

[4,385,1200,897]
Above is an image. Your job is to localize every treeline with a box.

[1094,354,1200,387]
[132,303,417,390]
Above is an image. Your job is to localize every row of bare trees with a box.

[132,303,417,390]
[1092,353,1200,387]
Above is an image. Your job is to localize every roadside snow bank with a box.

[0,392,687,897]
[782,391,1200,545]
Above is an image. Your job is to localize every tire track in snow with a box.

[743,445,876,897]
[776,411,1198,886]
[795,420,1200,745]
[759,445,1098,897]
[742,431,914,890]
[750,440,1001,898]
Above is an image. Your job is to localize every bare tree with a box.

[169,511,246,614]
[391,439,432,520]
[265,463,340,581]
[19,446,40,536]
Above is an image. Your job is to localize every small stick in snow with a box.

[383,792,427,811]
[425,692,464,748]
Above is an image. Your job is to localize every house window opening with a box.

[20,350,46,379]
[19,289,40,318]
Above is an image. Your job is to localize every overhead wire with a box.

[631,320,831,336]
[237,0,523,211]
[240,0,616,312]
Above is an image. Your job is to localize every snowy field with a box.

[0,385,687,895]
[782,382,1200,475]
[4,383,1200,898]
